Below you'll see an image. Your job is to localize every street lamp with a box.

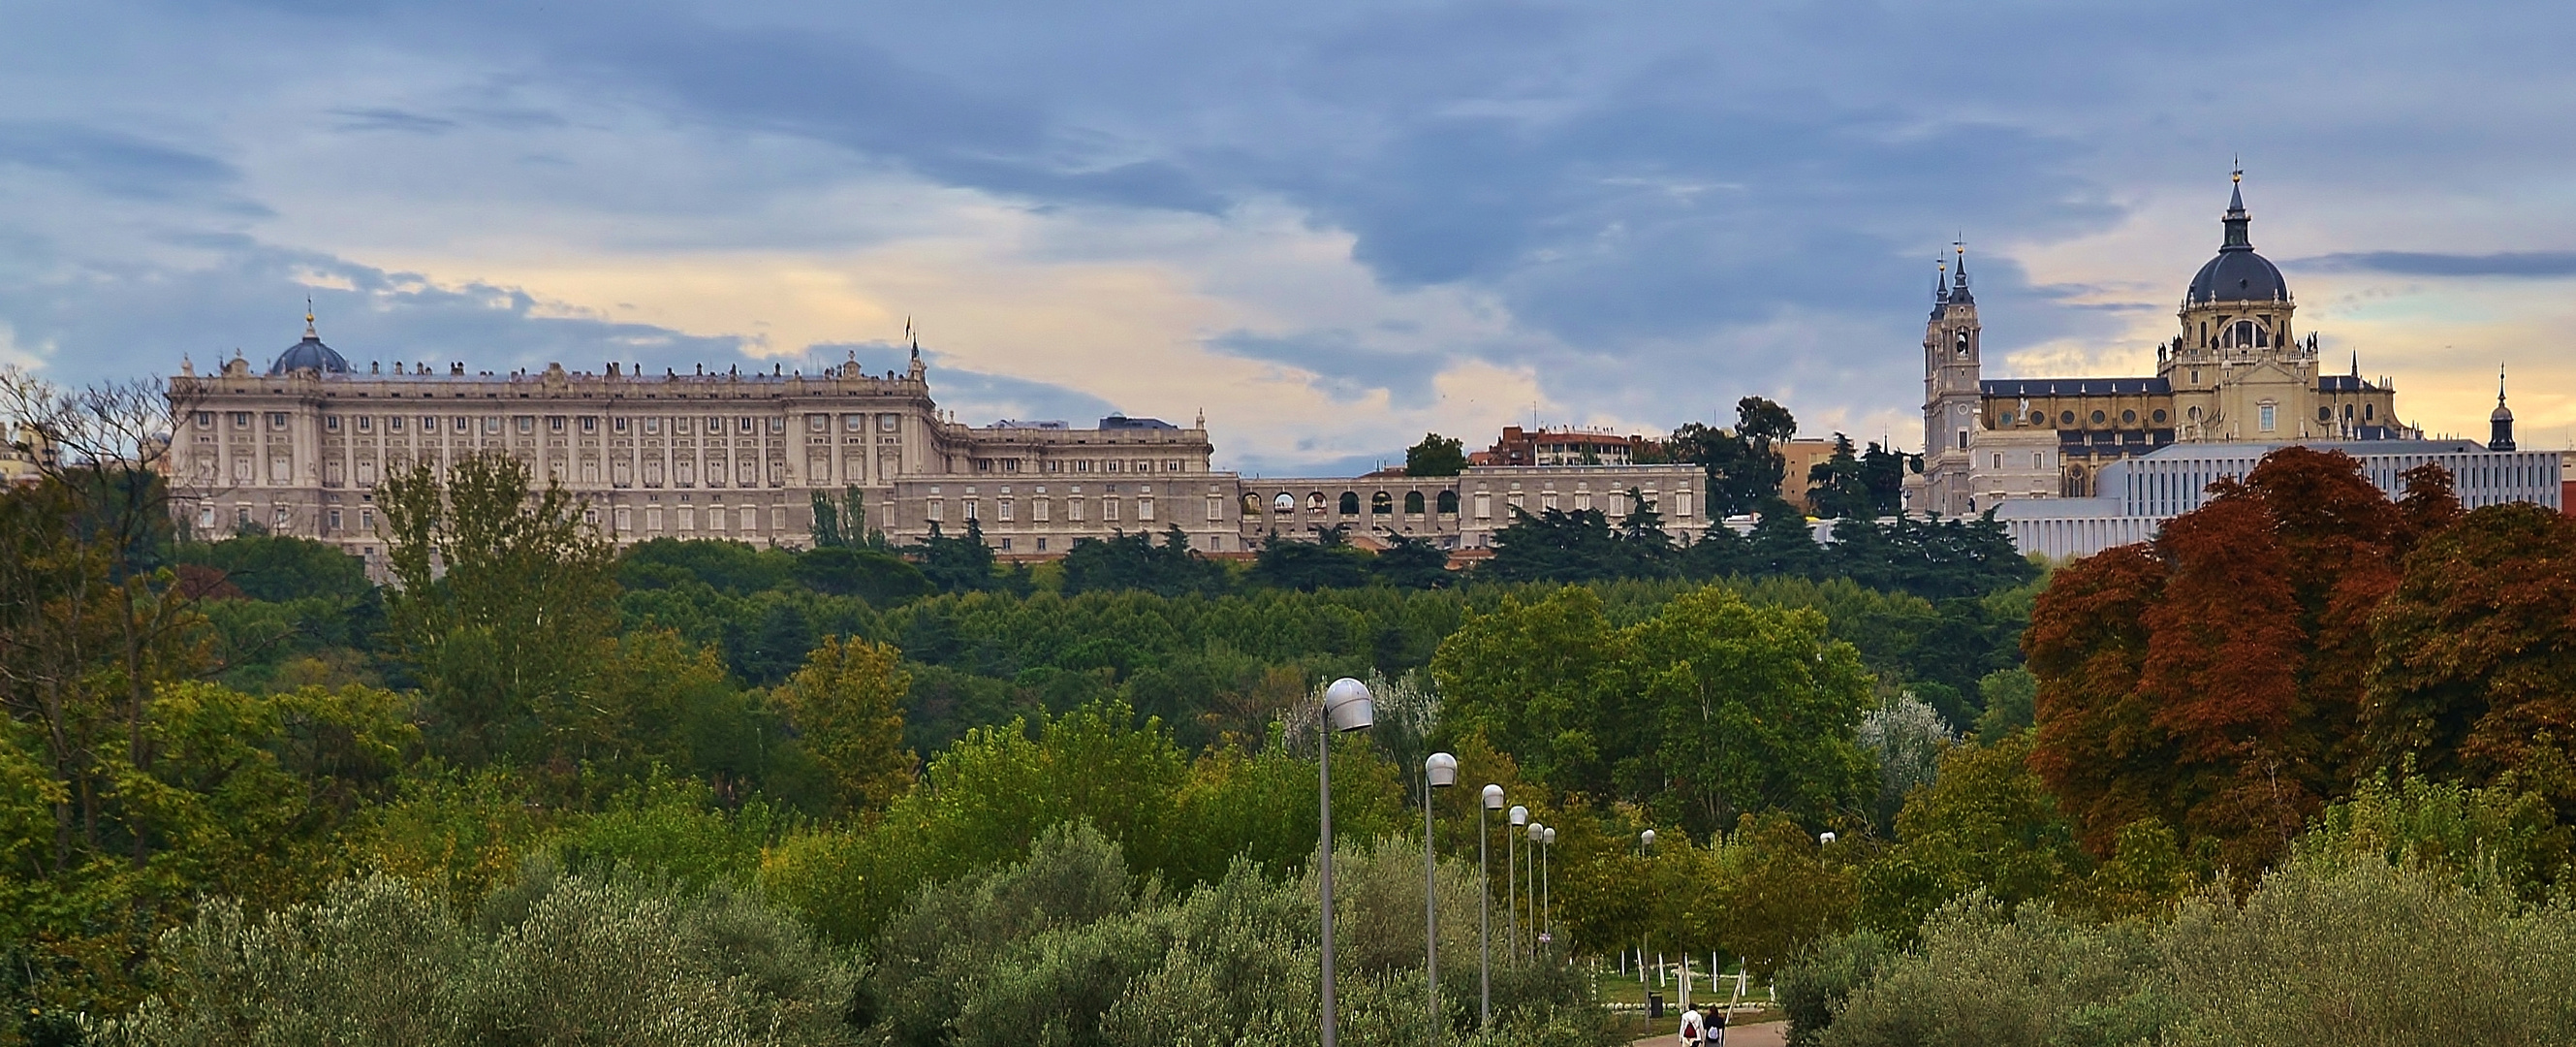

[1507,805,1528,962]
[1514,819,1535,959]
[1637,830,1655,981]
[1479,783,1504,1028]
[1424,752,1458,1044]
[1319,678,1375,1047]
[1540,825,1556,952]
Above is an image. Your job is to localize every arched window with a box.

[1338,492,1360,515]
[1274,492,1297,512]
[1404,491,1426,514]
[2341,404,2354,420]
[1308,492,1327,512]
[2187,405,2203,421]
[1436,491,1460,515]
[1371,492,1394,515]
[2365,404,2375,421]
[2235,320,2254,347]
[1242,492,1266,514]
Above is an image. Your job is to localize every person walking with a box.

[1677,1001,1706,1047]
[1705,1003,1728,1047]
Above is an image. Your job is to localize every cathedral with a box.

[1915,174,2416,516]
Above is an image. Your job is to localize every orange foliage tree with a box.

[2025,447,2495,872]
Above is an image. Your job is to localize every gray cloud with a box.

[1206,329,1450,407]
[2291,250,2576,277]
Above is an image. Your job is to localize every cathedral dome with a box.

[267,312,349,375]
[2183,176,2289,305]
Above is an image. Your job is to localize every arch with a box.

[1436,491,1460,515]
[1242,492,1266,514]
[1404,491,1426,515]
[1274,492,1297,512]
[1338,492,1360,515]
[1308,492,1328,513]
[1370,491,1394,515]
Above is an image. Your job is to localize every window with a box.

[997,498,1014,522]
[2152,409,2167,424]
[1404,491,1426,514]
[268,412,289,429]
[1137,497,1152,521]
[194,412,212,428]
[2121,409,2136,424]
[1307,492,1326,513]
[1673,491,1693,518]
[2319,406,2334,423]
[1207,496,1223,522]
[328,508,343,530]
[769,418,785,434]
[2259,403,2278,431]
[644,418,662,434]
[1034,498,1052,522]
[807,415,829,432]
[1956,428,1968,450]
[845,414,865,431]
[582,417,597,432]
[1102,497,1118,522]
[1274,492,1296,512]
[927,498,944,522]
[1338,492,1360,514]
[483,417,501,434]
[1036,537,1048,552]
[1068,497,1084,522]
[1992,453,2003,469]
[1474,492,1492,519]
[359,508,373,531]
[550,417,565,432]
[2058,411,2075,426]
[391,416,405,432]
[1437,491,1459,515]
[2366,404,2375,421]
[2032,452,2046,469]
[327,416,343,432]
[614,506,632,531]
[2089,410,2107,425]
[614,417,629,432]
[1372,492,1394,515]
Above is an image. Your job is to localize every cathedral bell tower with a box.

[1920,243,1983,516]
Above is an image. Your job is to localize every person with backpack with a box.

[1705,1003,1729,1047]
[1677,1001,1706,1046]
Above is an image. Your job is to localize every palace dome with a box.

[267,315,349,375]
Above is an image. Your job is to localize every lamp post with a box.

[1638,830,1654,981]
[1506,805,1527,962]
[1541,825,1555,952]
[1514,819,1535,959]
[1320,679,1376,1047]
[1424,752,1458,1044]
[1479,783,1503,1028]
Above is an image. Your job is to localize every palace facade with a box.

[166,319,1711,574]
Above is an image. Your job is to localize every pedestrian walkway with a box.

[1630,1020,1786,1047]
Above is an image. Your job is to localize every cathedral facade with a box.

[1916,175,2415,516]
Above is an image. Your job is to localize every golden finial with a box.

[304,295,317,338]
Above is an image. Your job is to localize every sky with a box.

[4,0,2573,475]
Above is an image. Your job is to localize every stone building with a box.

[1914,174,2417,517]
[167,317,1711,572]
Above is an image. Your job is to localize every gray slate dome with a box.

[267,314,350,375]
[2184,178,2290,305]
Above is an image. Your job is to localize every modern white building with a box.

[1994,439,2563,559]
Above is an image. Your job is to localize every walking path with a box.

[1631,1021,1787,1047]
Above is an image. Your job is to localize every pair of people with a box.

[1676,1002,1727,1047]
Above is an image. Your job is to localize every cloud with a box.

[0,121,246,204]
[2291,250,2576,278]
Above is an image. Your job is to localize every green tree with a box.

[1403,432,1467,477]
[379,452,619,764]
[1250,526,1369,591]
[1368,532,1453,589]
[915,519,1001,593]
[172,533,372,602]
[770,637,918,814]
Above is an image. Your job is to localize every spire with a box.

[1946,239,1974,304]
[2350,350,2360,378]
[304,295,318,339]
[1934,257,1948,304]
[2221,166,2253,251]
[2491,364,2517,451]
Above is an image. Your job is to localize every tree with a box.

[1250,526,1369,591]
[172,534,371,602]
[915,519,1000,593]
[770,636,917,814]
[378,452,619,764]
[2367,502,2576,818]
[1806,434,1869,520]
[1369,532,1453,589]
[1403,432,1466,477]
[1676,397,1800,517]
[1059,526,1229,597]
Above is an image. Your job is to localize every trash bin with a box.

[1648,993,1664,1019]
